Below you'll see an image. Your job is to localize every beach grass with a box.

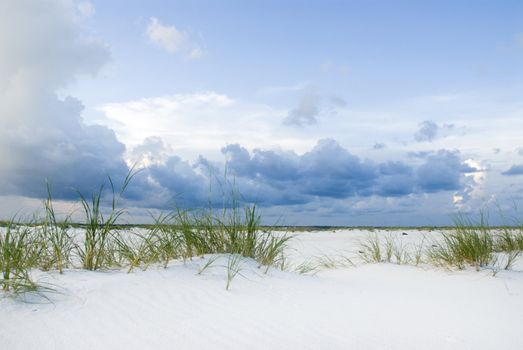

[428,214,495,270]
[3,172,523,297]
[358,234,382,263]
[225,254,244,290]
[0,220,40,293]
[37,183,75,273]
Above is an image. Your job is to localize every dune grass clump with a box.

[412,237,426,266]
[0,171,292,298]
[36,184,75,273]
[354,214,523,272]
[225,254,244,290]
[113,230,157,272]
[69,173,292,274]
[143,204,291,272]
[0,221,41,294]
[357,233,427,266]
[493,227,523,269]
[216,204,291,270]
[391,237,410,265]
[358,234,382,263]
[428,215,495,270]
[77,172,135,271]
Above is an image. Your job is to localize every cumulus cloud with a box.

[416,150,464,192]
[162,140,473,207]
[414,120,454,142]
[502,165,523,176]
[146,156,208,207]
[146,17,204,59]
[376,162,414,196]
[452,159,487,212]
[98,139,474,212]
[0,1,506,223]
[98,91,321,163]
[284,92,320,126]
[0,0,484,212]
[129,136,173,168]
[0,0,128,199]
[293,139,377,198]
[414,120,439,142]
[146,17,185,54]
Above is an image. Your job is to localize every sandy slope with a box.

[1,230,522,350]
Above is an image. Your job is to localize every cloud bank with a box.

[0,0,485,216]
[0,0,128,198]
[125,139,480,212]
[0,0,514,225]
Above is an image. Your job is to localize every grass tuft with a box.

[428,214,495,270]
[225,254,244,290]
[77,170,136,270]
[358,234,382,263]
[0,220,41,294]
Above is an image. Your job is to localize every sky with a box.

[1,0,523,226]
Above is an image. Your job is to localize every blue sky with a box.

[75,0,523,103]
[1,0,523,225]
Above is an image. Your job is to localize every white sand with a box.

[1,229,522,350]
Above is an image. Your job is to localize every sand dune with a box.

[1,230,522,350]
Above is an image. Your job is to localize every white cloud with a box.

[77,1,95,17]
[97,94,254,156]
[94,87,523,223]
[284,92,320,126]
[453,159,487,212]
[129,136,173,168]
[146,17,185,54]
[0,0,127,199]
[99,92,307,161]
[146,17,204,59]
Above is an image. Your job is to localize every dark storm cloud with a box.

[221,139,377,200]
[148,139,472,207]
[146,156,208,206]
[376,162,415,196]
[416,150,463,192]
